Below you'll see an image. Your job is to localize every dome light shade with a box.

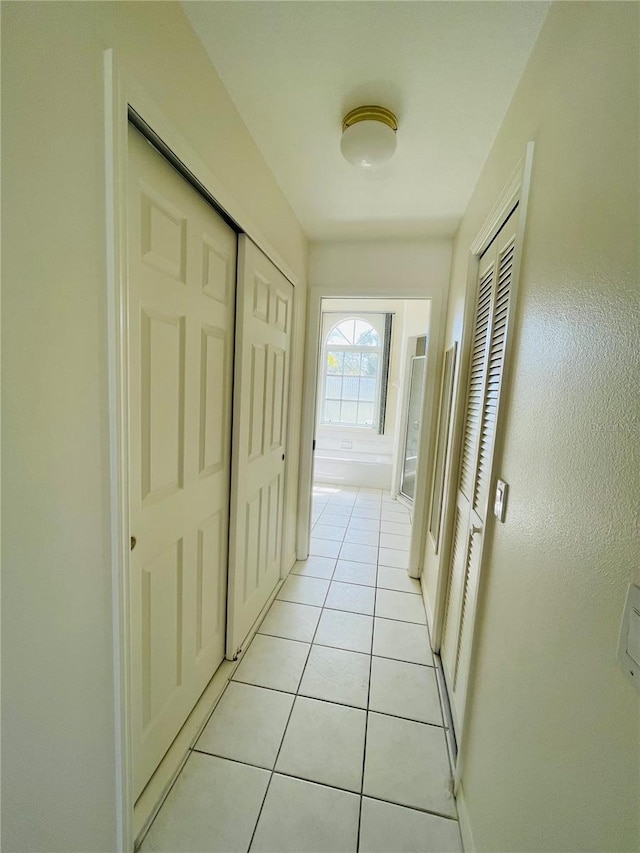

[340,105,398,169]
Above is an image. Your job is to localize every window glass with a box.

[321,316,383,429]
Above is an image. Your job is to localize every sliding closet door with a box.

[127,126,236,797]
[441,205,519,737]
[227,236,293,658]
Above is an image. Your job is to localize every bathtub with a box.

[313,448,392,490]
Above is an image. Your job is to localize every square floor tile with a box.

[196,682,293,768]
[258,600,321,643]
[377,566,421,595]
[380,532,411,552]
[309,537,342,558]
[140,753,269,852]
[364,713,455,817]
[328,501,357,511]
[369,657,442,726]
[290,555,336,580]
[276,697,366,792]
[382,509,410,523]
[325,580,375,616]
[380,519,411,534]
[317,512,349,528]
[351,507,380,519]
[343,526,379,546]
[359,797,462,853]
[381,498,408,510]
[375,589,426,624]
[379,547,410,569]
[340,542,379,564]
[233,635,309,693]
[348,517,380,532]
[277,575,329,606]
[312,524,346,542]
[373,618,432,665]
[299,645,370,708]
[314,609,373,654]
[333,560,377,587]
[251,775,360,853]
[355,497,381,508]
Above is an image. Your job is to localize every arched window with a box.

[321,316,384,428]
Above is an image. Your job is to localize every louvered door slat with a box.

[458,264,495,499]
[441,504,467,679]
[473,236,516,515]
[441,203,520,741]
[453,530,479,689]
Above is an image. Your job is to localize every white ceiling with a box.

[183,1,549,242]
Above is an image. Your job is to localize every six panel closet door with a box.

[127,126,237,798]
[227,236,293,659]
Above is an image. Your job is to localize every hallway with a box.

[140,486,461,852]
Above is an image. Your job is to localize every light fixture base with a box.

[342,105,398,133]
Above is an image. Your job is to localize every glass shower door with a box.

[400,355,426,501]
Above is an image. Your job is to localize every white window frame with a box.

[320,314,384,430]
[319,313,388,432]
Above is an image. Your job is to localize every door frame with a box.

[395,338,427,504]
[104,50,302,852]
[432,143,535,791]
[297,284,445,582]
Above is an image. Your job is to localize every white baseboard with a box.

[283,550,296,576]
[134,574,287,848]
[456,783,476,853]
[133,660,234,845]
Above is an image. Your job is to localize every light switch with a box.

[618,583,640,693]
[626,608,640,667]
[494,479,508,522]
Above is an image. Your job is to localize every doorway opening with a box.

[313,298,430,503]
[398,334,427,503]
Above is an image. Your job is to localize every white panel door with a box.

[441,206,519,736]
[127,126,236,797]
[227,236,293,657]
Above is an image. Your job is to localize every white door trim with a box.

[432,146,535,652]
[297,284,446,585]
[430,143,535,793]
[104,49,301,853]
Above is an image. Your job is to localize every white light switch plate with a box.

[494,479,508,522]
[618,583,640,693]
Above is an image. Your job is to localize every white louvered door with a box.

[226,236,293,658]
[441,206,519,736]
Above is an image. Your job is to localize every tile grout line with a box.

[244,488,346,852]
[355,487,382,853]
[188,753,459,823]
[229,673,447,727]
[291,573,420,595]
[245,551,333,853]
[143,489,459,853]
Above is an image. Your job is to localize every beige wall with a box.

[436,3,639,850]
[310,238,451,296]
[1,3,307,850]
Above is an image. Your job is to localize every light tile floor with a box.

[140,485,462,853]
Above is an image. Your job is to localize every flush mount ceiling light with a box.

[340,105,398,169]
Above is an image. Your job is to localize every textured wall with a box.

[1,3,307,850]
[442,3,640,850]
